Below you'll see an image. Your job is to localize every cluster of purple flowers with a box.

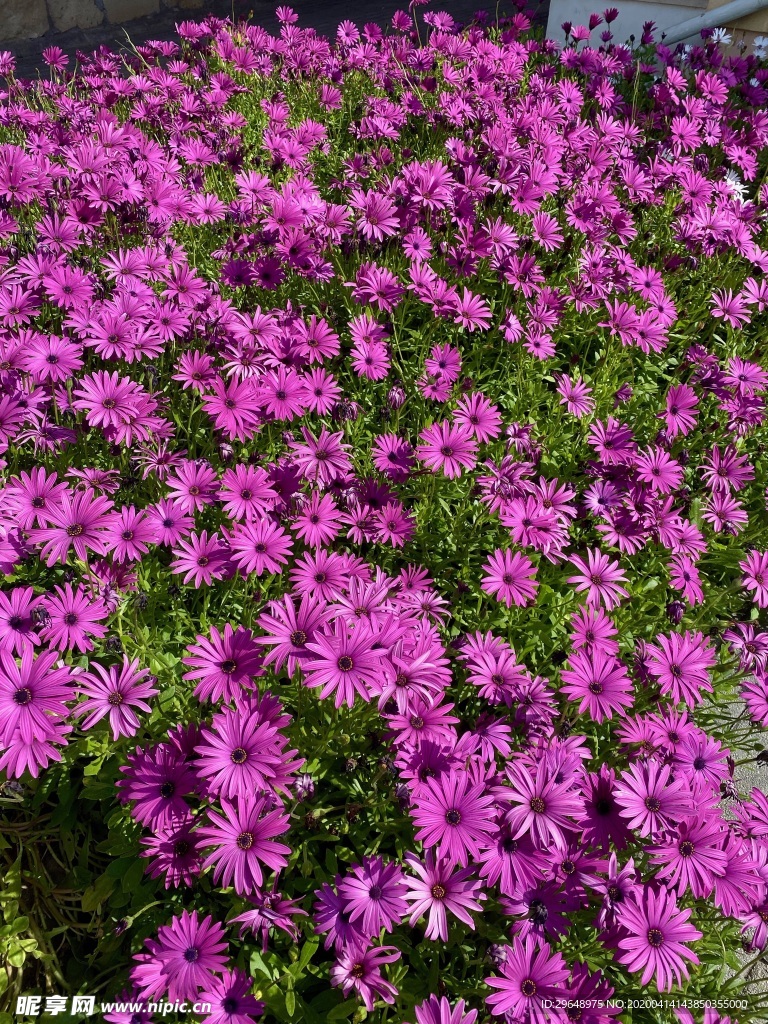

[1,0,768,1020]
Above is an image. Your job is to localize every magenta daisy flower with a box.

[254,593,332,676]
[453,392,502,442]
[569,606,619,656]
[668,554,704,606]
[105,506,155,563]
[218,464,277,522]
[338,856,408,937]
[194,705,282,800]
[410,770,495,867]
[199,793,291,895]
[371,433,414,481]
[8,467,69,529]
[229,519,293,576]
[40,583,108,653]
[170,530,230,587]
[303,619,382,708]
[76,656,158,740]
[403,850,485,940]
[504,758,583,851]
[480,549,538,608]
[741,550,768,608]
[166,461,219,513]
[484,935,569,1022]
[182,625,263,704]
[32,487,115,566]
[117,743,197,828]
[0,647,71,746]
[616,887,702,991]
[555,374,594,418]
[649,814,728,899]
[329,944,400,1012]
[567,548,629,610]
[663,384,698,438]
[131,911,228,1003]
[614,761,692,838]
[417,421,478,480]
[140,819,203,889]
[290,426,352,485]
[415,996,477,1024]
[646,630,716,705]
[0,586,42,655]
[198,969,264,1024]
[559,648,634,723]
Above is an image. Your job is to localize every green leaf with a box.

[81,873,115,912]
[285,989,296,1018]
[292,936,319,976]
[327,1001,358,1021]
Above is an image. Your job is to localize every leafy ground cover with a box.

[1,4,768,1023]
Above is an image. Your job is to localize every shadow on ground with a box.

[2,0,549,78]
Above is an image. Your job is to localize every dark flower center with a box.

[529,898,548,924]
[221,659,237,674]
[231,747,248,764]
[121,530,134,541]
[236,831,254,850]
[183,946,199,963]
[679,840,695,857]
[530,796,546,814]
[607,885,622,902]
[31,496,45,508]
[240,489,252,500]
[8,615,22,628]
[430,883,446,900]
[107,692,124,706]
[445,809,461,825]
[410,716,424,730]
[67,523,84,537]
[173,840,190,856]
[160,781,175,798]
[439,446,453,457]
[197,556,209,567]
[588,681,603,694]
[337,656,354,671]
[561,859,576,875]
[222,999,238,1014]
[647,928,664,948]
[368,885,382,900]
[644,796,661,812]
[102,398,117,409]
[350,963,365,979]
[693,756,706,771]
[290,630,307,647]
[670,663,682,677]
[595,797,612,815]
[188,485,200,496]
[521,978,537,998]
[13,687,32,705]
[64,613,78,625]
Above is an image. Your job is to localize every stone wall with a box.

[0,0,204,43]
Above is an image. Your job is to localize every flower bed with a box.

[1,5,768,1023]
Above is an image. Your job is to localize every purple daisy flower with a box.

[76,656,158,740]
[199,794,291,895]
